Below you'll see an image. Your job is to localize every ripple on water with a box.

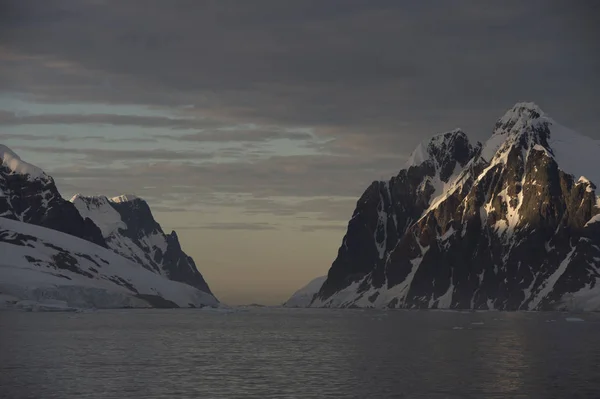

[1,308,599,398]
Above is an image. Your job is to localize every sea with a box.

[1,308,599,399]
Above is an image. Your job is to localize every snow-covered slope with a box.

[283,276,326,307]
[310,102,600,311]
[70,194,213,295]
[0,217,218,309]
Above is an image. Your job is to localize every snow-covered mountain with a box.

[0,145,106,247]
[0,145,217,308]
[283,276,326,307]
[0,217,218,309]
[70,194,212,294]
[309,102,600,311]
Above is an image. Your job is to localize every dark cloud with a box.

[1,0,598,146]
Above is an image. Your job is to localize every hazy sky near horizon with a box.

[0,1,599,304]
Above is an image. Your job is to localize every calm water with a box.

[1,308,599,399]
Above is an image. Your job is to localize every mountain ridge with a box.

[0,145,216,308]
[71,193,213,295]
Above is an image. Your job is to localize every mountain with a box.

[0,216,218,309]
[0,145,105,247]
[283,276,326,307]
[309,102,600,311]
[70,194,212,294]
[0,145,217,309]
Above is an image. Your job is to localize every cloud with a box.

[17,145,215,162]
[0,132,158,143]
[173,222,276,231]
[169,128,313,143]
[298,224,347,233]
[0,111,315,143]
[0,110,220,129]
[40,153,385,222]
[49,153,397,196]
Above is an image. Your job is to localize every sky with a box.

[0,1,598,305]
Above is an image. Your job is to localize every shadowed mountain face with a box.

[0,145,106,248]
[311,103,600,311]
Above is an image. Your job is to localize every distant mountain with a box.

[0,145,216,309]
[71,194,212,294]
[283,276,326,307]
[307,103,600,311]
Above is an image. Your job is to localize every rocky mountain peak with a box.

[406,129,479,171]
[311,102,600,311]
[495,102,544,133]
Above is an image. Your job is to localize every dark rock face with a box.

[0,164,106,247]
[318,130,481,300]
[313,103,600,310]
[111,198,213,295]
[163,230,212,295]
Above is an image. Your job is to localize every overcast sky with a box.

[1,0,598,304]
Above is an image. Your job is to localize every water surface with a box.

[1,308,599,398]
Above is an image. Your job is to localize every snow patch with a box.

[548,123,600,188]
[70,195,127,236]
[436,280,454,308]
[0,144,46,181]
[110,194,139,203]
[528,246,576,309]
[405,142,427,168]
[585,214,600,227]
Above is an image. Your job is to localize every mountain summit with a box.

[299,102,600,311]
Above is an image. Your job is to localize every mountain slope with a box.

[283,276,326,307]
[0,145,105,247]
[0,217,218,309]
[71,194,213,294]
[311,103,600,311]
